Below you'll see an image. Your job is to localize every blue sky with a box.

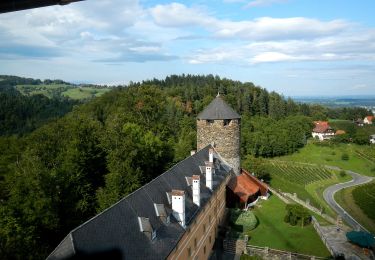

[1,0,375,96]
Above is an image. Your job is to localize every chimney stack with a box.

[171,190,186,227]
[205,162,213,190]
[192,175,200,206]
[209,148,214,163]
[191,150,196,156]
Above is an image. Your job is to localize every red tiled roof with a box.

[227,169,268,202]
[241,168,268,196]
[313,121,332,133]
[365,116,374,122]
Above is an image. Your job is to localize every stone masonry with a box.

[197,118,241,175]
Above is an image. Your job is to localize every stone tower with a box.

[197,94,241,175]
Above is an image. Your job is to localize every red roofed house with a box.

[226,168,269,209]
[364,116,374,125]
[312,121,335,141]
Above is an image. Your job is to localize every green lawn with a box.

[275,142,375,176]
[61,87,110,100]
[248,196,331,257]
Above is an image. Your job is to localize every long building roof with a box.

[197,94,241,120]
[48,145,233,260]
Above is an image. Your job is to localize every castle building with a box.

[47,95,242,260]
[197,94,241,175]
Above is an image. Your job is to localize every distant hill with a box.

[0,75,111,135]
[294,96,375,108]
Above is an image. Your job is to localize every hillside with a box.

[0,74,373,259]
[0,75,111,135]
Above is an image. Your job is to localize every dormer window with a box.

[138,217,155,240]
[223,119,231,126]
[154,203,170,225]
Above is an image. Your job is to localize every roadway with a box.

[323,170,373,232]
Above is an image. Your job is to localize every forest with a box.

[0,74,373,259]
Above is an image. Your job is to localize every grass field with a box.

[334,184,375,233]
[248,196,331,257]
[274,142,375,176]
[265,160,351,216]
[271,142,375,232]
[61,87,110,100]
[15,84,111,100]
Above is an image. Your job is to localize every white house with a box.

[370,134,375,144]
[312,121,335,141]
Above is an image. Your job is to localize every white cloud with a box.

[245,0,288,8]
[150,4,349,41]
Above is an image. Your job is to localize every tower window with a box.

[206,120,214,125]
[223,119,231,126]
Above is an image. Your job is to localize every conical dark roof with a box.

[197,94,241,120]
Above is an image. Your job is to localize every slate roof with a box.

[47,145,233,260]
[197,94,241,120]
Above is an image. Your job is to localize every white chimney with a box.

[171,190,186,227]
[192,175,200,206]
[209,148,214,163]
[191,150,196,156]
[206,162,213,190]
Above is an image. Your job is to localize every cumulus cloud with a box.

[1,0,375,68]
[245,0,288,8]
[0,0,174,63]
[150,4,348,41]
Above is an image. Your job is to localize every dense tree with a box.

[2,74,366,259]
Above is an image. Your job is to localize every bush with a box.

[285,204,311,227]
[341,153,349,161]
[229,209,258,232]
[339,170,347,177]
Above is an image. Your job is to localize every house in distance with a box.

[312,121,335,141]
[48,94,267,260]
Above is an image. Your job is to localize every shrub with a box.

[284,214,290,223]
[339,170,347,177]
[285,204,311,227]
[229,209,258,232]
[341,153,349,161]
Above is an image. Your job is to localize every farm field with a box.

[248,196,331,258]
[334,183,375,233]
[15,84,111,100]
[274,142,375,176]
[265,161,351,216]
[61,87,110,100]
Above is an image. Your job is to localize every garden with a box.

[230,196,331,257]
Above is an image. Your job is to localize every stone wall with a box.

[197,118,240,175]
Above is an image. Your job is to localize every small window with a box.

[194,238,197,249]
[204,246,206,255]
[209,236,212,243]
[206,119,214,125]
[209,215,212,223]
[188,247,192,257]
[203,224,206,233]
[223,119,231,126]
